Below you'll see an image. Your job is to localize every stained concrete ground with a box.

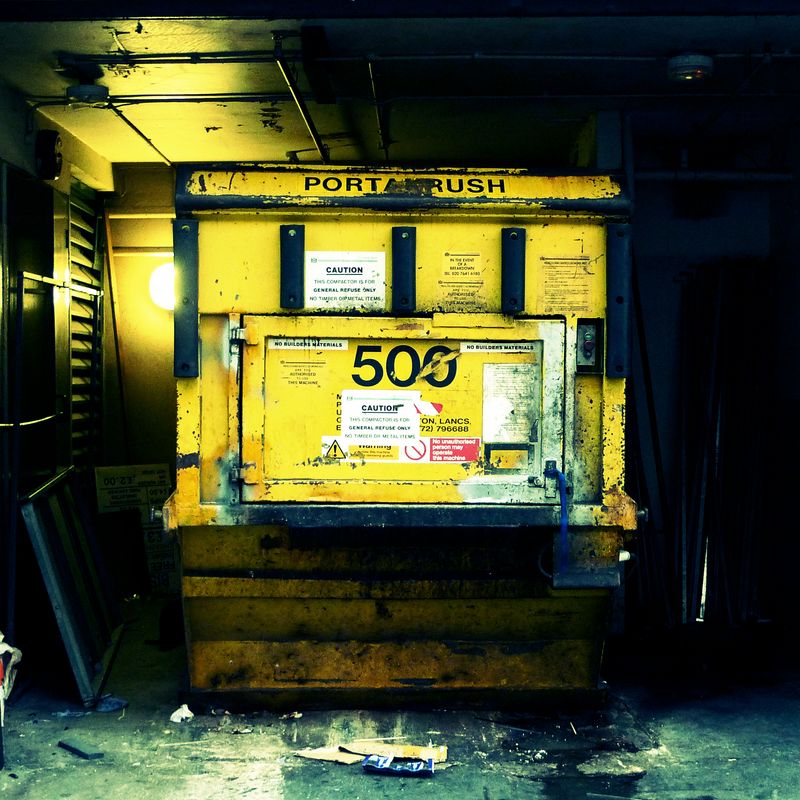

[2,598,799,800]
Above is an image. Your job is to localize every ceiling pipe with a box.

[635,170,793,183]
[48,49,800,67]
[65,50,297,66]
[109,105,172,166]
[30,95,292,106]
[321,50,800,64]
[3,1,800,20]
[273,33,329,163]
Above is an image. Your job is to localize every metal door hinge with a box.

[230,327,258,346]
[231,462,259,484]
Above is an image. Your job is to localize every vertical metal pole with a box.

[6,275,24,644]
[679,279,688,625]
[0,162,11,637]
[54,192,71,472]
[102,211,131,461]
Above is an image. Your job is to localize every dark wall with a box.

[627,133,791,633]
[6,168,60,489]
[1,163,62,651]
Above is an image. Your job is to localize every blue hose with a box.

[544,461,569,574]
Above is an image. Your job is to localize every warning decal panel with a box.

[483,363,539,443]
[268,338,348,388]
[437,251,490,311]
[305,251,386,310]
[341,390,420,443]
[245,322,560,498]
[321,436,481,464]
[268,338,347,350]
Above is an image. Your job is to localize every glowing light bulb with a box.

[149,262,175,310]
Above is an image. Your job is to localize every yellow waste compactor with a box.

[164,166,637,706]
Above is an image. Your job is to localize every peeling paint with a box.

[383,177,438,196]
[259,103,284,133]
[177,452,201,469]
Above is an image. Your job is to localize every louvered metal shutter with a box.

[68,183,103,471]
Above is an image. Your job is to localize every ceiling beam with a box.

[2,2,800,20]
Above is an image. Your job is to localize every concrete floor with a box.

[2,598,799,800]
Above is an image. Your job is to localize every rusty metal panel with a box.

[572,375,603,503]
[166,165,638,701]
[175,165,626,215]
[179,524,550,573]
[238,315,565,504]
[198,314,239,504]
[188,639,603,692]
[552,529,625,589]
[182,576,547,600]
[185,595,610,642]
[194,217,609,318]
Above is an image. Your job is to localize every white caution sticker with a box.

[268,338,348,350]
[305,251,386,310]
[461,342,537,353]
[341,390,420,443]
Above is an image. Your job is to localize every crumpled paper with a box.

[169,704,194,723]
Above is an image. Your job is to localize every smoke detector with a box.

[667,54,714,82]
[65,83,109,107]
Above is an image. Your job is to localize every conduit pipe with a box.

[635,170,793,183]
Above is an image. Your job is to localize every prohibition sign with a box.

[404,440,427,461]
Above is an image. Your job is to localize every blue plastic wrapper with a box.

[362,754,435,777]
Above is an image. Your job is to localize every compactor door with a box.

[238,316,566,505]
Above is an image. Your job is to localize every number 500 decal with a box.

[351,344,458,388]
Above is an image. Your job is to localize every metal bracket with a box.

[552,530,623,589]
[173,219,199,377]
[606,222,632,377]
[280,224,305,309]
[501,227,526,314]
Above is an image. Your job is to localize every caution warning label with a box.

[324,439,347,459]
[430,437,481,462]
[321,436,480,464]
[341,390,420,443]
[399,437,482,463]
[305,251,386,311]
[320,437,399,461]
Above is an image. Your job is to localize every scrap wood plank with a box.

[294,746,363,765]
[340,741,448,763]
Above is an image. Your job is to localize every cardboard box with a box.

[95,464,178,594]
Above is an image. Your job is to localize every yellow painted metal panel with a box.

[602,378,628,498]
[197,216,608,317]
[183,576,550,600]
[180,525,551,573]
[572,374,603,502]
[184,166,621,209]
[198,314,238,502]
[175,377,201,506]
[168,166,638,700]
[184,595,610,641]
[180,525,288,570]
[239,315,565,503]
[189,639,601,691]
[531,221,606,318]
